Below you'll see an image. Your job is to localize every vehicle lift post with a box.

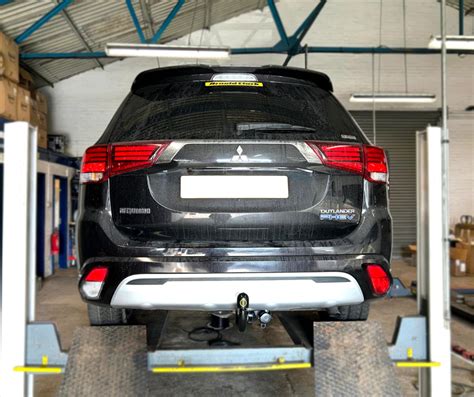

[0,122,452,396]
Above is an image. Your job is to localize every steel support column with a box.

[15,0,74,44]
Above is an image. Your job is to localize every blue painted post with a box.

[150,0,185,44]
[15,0,74,44]
[459,0,464,35]
[125,0,147,43]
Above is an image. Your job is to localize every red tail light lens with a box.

[85,267,108,282]
[306,141,388,184]
[80,141,170,184]
[366,264,391,295]
[80,145,108,183]
[364,146,388,183]
[310,143,363,174]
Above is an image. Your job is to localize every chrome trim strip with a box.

[157,140,321,164]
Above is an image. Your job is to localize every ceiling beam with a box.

[204,0,212,30]
[15,0,74,44]
[149,0,185,44]
[125,0,147,43]
[139,0,155,39]
[19,46,474,60]
[61,9,104,69]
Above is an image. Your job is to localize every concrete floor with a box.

[35,260,474,396]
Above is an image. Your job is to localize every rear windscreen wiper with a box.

[236,122,316,132]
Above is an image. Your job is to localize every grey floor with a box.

[35,261,474,396]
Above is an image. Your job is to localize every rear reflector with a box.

[366,264,391,295]
[85,267,108,282]
[306,141,388,184]
[82,267,109,299]
[80,141,171,184]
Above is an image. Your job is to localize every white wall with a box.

[41,0,474,218]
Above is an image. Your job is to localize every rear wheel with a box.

[87,304,128,326]
[325,302,370,321]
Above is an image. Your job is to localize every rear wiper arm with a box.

[236,122,316,132]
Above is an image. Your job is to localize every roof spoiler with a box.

[132,65,333,92]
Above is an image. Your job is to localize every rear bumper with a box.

[79,254,392,308]
[110,272,364,311]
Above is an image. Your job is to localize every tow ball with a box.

[236,292,249,332]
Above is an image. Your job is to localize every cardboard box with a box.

[34,91,48,114]
[0,32,19,83]
[16,86,31,122]
[19,68,34,91]
[450,245,468,277]
[457,241,474,275]
[30,99,39,126]
[38,111,47,130]
[38,128,47,149]
[0,77,18,120]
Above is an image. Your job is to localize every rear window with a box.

[100,79,366,143]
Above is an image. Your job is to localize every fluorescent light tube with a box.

[105,43,231,59]
[350,93,437,103]
[428,35,474,50]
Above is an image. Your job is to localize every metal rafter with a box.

[282,0,327,66]
[15,0,74,44]
[150,0,185,44]
[125,0,147,43]
[204,0,212,30]
[267,0,289,46]
[17,0,474,62]
[139,0,155,40]
[61,9,104,69]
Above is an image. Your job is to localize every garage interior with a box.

[0,0,473,396]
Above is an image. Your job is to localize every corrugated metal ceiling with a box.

[0,0,266,87]
[445,0,474,13]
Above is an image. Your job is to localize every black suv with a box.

[77,65,392,327]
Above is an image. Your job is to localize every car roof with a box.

[132,65,333,92]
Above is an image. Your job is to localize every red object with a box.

[366,264,391,295]
[306,142,388,184]
[80,141,171,184]
[85,267,108,282]
[50,231,60,255]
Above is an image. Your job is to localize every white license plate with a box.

[180,175,289,199]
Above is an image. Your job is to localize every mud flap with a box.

[313,321,402,397]
[59,326,147,396]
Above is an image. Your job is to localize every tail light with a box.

[366,264,391,295]
[306,142,388,184]
[82,267,108,299]
[80,141,170,184]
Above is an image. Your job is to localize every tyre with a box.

[87,304,128,326]
[325,302,370,321]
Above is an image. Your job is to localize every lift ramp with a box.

[58,320,401,396]
[58,326,148,396]
[313,321,402,396]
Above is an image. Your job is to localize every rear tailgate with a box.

[110,141,363,242]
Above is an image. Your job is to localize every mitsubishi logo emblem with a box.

[232,145,249,162]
